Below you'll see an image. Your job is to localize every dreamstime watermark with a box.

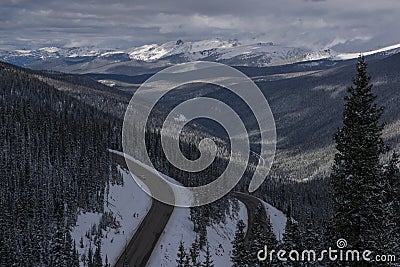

[122,61,276,207]
[257,238,397,263]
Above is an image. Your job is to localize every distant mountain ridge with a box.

[2,39,400,70]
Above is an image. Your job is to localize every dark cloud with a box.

[0,0,399,51]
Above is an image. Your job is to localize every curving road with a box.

[111,151,174,267]
[110,151,267,267]
[234,192,266,243]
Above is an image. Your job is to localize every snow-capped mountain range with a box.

[1,38,400,68]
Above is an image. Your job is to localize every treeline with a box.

[176,239,214,267]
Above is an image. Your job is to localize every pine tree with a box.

[65,229,73,266]
[330,56,387,261]
[382,152,400,257]
[203,242,214,267]
[72,241,80,267]
[198,225,208,249]
[184,254,191,267]
[50,201,67,266]
[93,239,103,267]
[105,254,109,267]
[80,236,84,248]
[299,211,320,266]
[262,208,278,253]
[231,219,248,267]
[248,204,277,267]
[281,206,301,267]
[0,228,4,262]
[87,243,94,267]
[177,240,187,267]
[190,236,201,267]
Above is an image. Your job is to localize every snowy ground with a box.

[147,201,248,267]
[261,201,287,241]
[146,198,287,267]
[71,166,152,266]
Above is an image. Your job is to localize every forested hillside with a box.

[0,62,121,265]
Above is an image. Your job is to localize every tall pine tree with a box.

[280,206,301,267]
[231,219,247,266]
[177,240,187,267]
[93,239,103,267]
[330,56,389,264]
[382,152,400,258]
[203,242,214,267]
[190,236,201,267]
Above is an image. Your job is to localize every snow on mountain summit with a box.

[335,43,400,60]
[38,47,60,53]
[126,39,323,66]
[2,40,400,68]
[127,38,240,61]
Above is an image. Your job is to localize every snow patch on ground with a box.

[147,201,248,267]
[261,201,287,241]
[71,166,152,266]
[97,79,116,87]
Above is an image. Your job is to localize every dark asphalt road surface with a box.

[111,152,174,267]
[234,192,266,243]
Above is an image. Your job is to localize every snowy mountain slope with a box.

[71,166,152,266]
[127,39,331,66]
[0,46,111,67]
[3,46,107,59]
[128,39,240,61]
[335,43,400,60]
[262,201,287,241]
[147,201,248,267]
[148,198,288,267]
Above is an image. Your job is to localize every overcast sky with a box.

[1,0,399,52]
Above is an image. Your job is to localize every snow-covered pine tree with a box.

[104,254,110,267]
[87,243,94,267]
[0,228,4,262]
[93,239,103,267]
[330,56,388,261]
[382,152,400,258]
[190,236,201,267]
[203,242,214,267]
[50,201,67,266]
[72,241,80,267]
[231,219,248,266]
[299,210,320,266]
[263,208,278,253]
[280,206,301,267]
[248,204,277,267]
[184,253,191,267]
[80,236,84,248]
[177,240,187,267]
[64,228,73,266]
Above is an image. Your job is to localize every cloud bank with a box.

[1,0,399,51]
